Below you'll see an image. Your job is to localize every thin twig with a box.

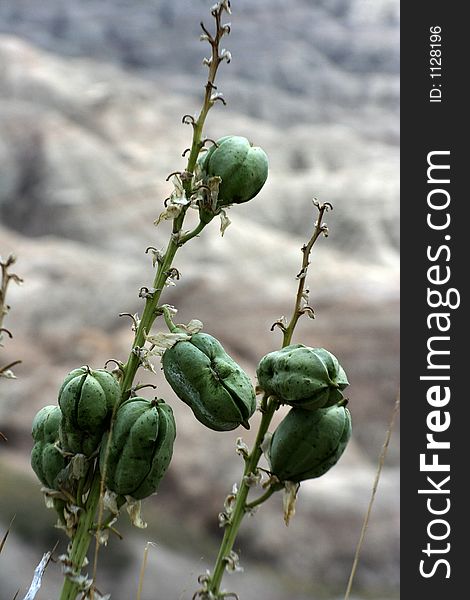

[1,255,23,378]
[282,201,331,346]
[344,391,400,600]
[0,255,23,332]
[0,360,22,376]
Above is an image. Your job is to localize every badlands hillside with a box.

[0,1,399,599]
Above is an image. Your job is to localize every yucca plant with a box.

[28,3,353,599]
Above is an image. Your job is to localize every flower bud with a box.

[269,404,352,483]
[100,397,176,500]
[257,345,349,410]
[198,135,268,208]
[162,332,256,431]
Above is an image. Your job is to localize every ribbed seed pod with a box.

[269,405,352,483]
[100,397,176,500]
[59,417,103,457]
[58,366,121,455]
[31,405,67,489]
[257,345,349,410]
[32,405,62,444]
[198,135,268,207]
[162,332,256,431]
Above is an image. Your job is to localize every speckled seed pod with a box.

[198,135,268,207]
[58,417,103,457]
[257,345,349,410]
[162,332,256,431]
[32,405,62,445]
[58,366,121,455]
[31,405,67,489]
[100,397,176,500]
[269,404,352,483]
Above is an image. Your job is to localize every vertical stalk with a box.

[206,202,331,599]
[57,6,232,599]
[119,1,228,399]
[59,475,101,600]
[208,397,277,594]
[120,237,180,397]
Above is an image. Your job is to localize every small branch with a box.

[0,254,23,333]
[1,255,23,379]
[177,220,208,246]
[0,360,22,376]
[282,200,332,347]
[245,487,275,511]
[160,305,178,332]
[182,0,231,201]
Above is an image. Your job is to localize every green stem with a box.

[208,397,277,596]
[161,304,178,332]
[207,204,331,598]
[59,53,212,600]
[282,203,329,347]
[178,219,209,246]
[245,487,276,511]
[59,474,101,600]
[58,7,231,598]
[120,235,180,396]
[119,0,224,397]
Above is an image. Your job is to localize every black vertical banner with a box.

[401,3,466,598]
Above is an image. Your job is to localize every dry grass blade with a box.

[344,391,400,600]
[21,541,58,600]
[0,515,15,555]
[136,542,157,600]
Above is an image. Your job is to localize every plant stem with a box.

[61,8,232,599]
[206,202,331,598]
[59,474,101,600]
[119,2,227,398]
[245,487,276,511]
[208,397,278,595]
[282,202,330,347]
[178,219,208,246]
[120,235,180,396]
[57,6,232,598]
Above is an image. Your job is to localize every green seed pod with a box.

[58,366,121,455]
[100,397,176,500]
[162,332,256,431]
[198,135,268,207]
[59,416,103,456]
[31,442,68,489]
[257,345,349,410]
[269,405,352,483]
[32,405,62,444]
[31,405,67,489]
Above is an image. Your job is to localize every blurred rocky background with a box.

[0,1,399,599]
